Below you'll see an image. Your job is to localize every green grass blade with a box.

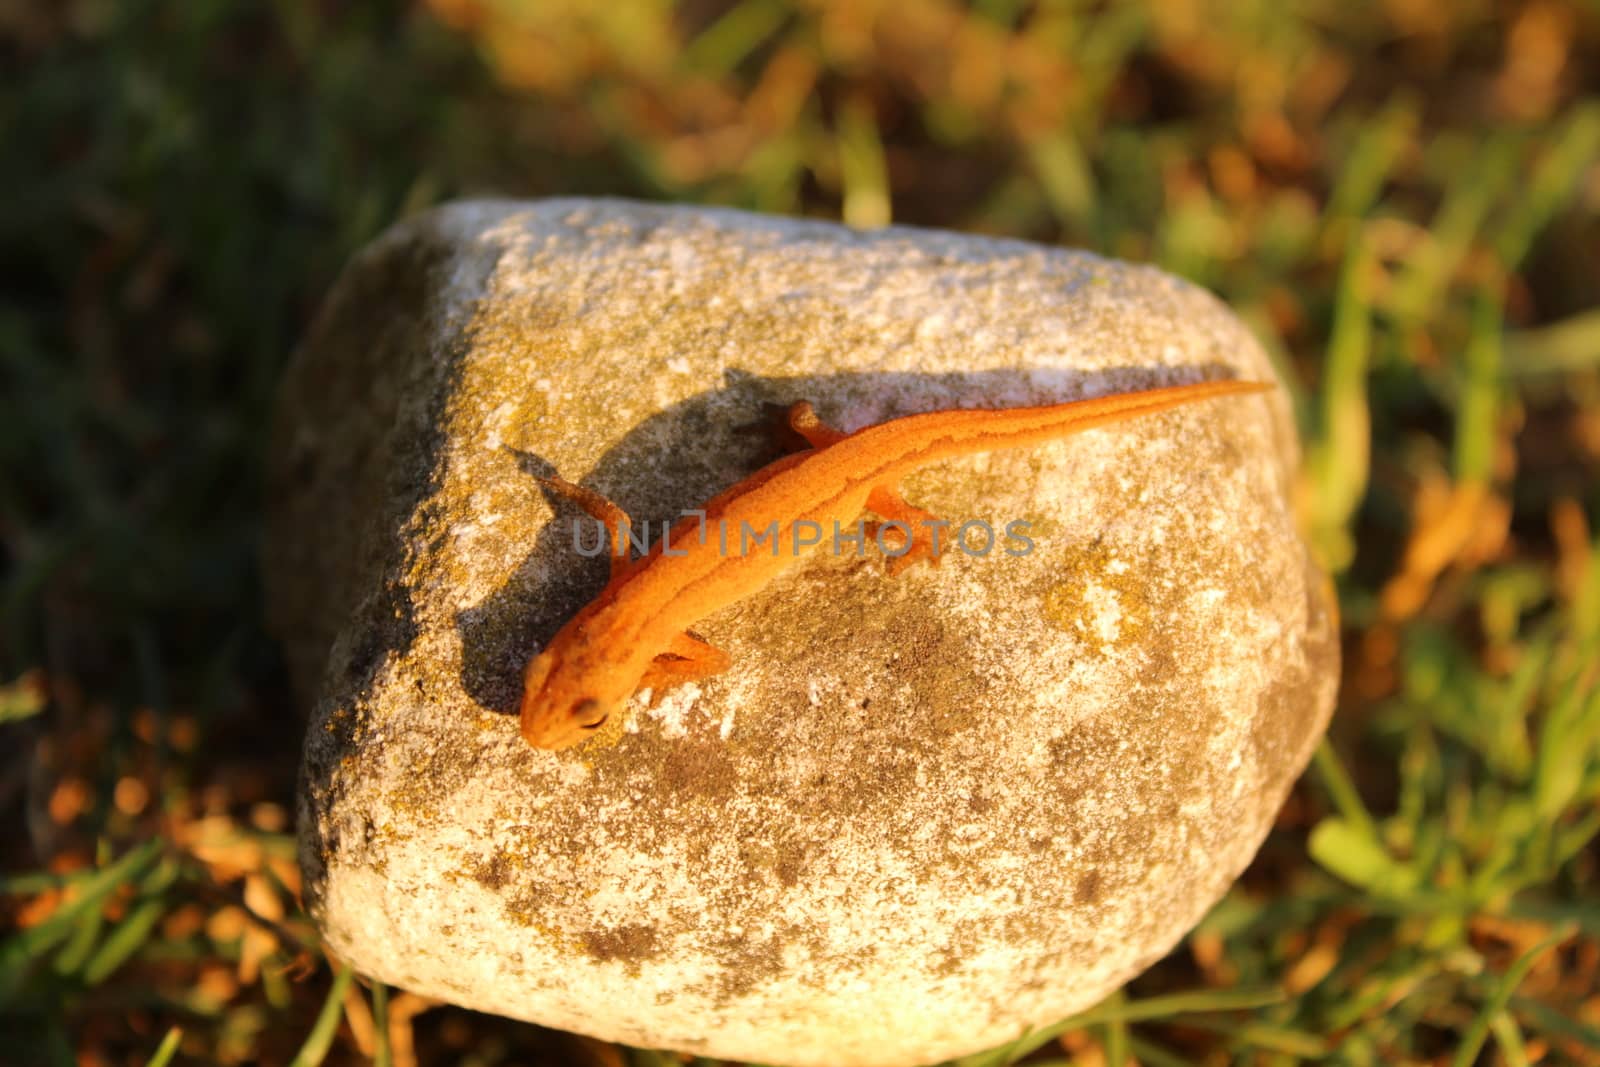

[144,1028,183,1067]
[51,904,105,976]
[679,0,790,78]
[1504,308,1600,379]
[287,962,355,1067]
[1510,993,1600,1049]
[949,985,1285,1066]
[1323,96,1417,236]
[1101,1003,1128,1067]
[1179,1017,1330,1056]
[1490,1011,1531,1067]
[372,978,391,1067]
[1493,103,1600,267]
[1309,817,1419,897]
[1127,1035,1194,1067]
[1068,985,1287,1025]
[1314,741,1380,839]
[0,838,163,1004]
[1531,657,1599,819]
[837,97,891,228]
[1450,925,1574,1067]
[1453,292,1502,484]
[0,671,47,724]
[83,897,166,985]
[1307,229,1374,572]
[1389,137,1516,323]
[1027,132,1097,230]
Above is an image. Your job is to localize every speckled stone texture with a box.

[266,198,1338,1067]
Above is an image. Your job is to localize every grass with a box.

[2,0,1598,1063]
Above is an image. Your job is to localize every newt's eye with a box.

[572,698,607,729]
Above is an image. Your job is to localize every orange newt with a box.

[519,378,1271,750]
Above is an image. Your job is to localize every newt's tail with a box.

[868,378,1273,473]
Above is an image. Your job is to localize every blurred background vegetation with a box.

[2,0,1598,1063]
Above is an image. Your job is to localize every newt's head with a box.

[518,643,624,751]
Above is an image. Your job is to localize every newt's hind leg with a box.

[784,400,849,448]
[739,400,848,455]
[778,400,946,574]
[639,631,732,703]
[536,475,636,582]
[864,484,946,575]
[786,400,944,573]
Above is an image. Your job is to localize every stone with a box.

[265,198,1338,1067]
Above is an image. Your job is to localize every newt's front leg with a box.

[785,401,945,574]
[862,484,946,574]
[536,474,637,583]
[639,630,732,701]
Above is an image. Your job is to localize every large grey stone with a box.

[266,198,1337,1067]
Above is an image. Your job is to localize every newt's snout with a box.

[520,649,617,750]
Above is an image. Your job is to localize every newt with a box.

[519,378,1271,750]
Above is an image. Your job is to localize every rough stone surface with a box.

[266,198,1338,1067]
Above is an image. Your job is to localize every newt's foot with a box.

[536,474,636,581]
[864,521,944,575]
[865,484,947,575]
[785,400,849,449]
[638,630,732,698]
[762,399,949,574]
[742,399,851,455]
